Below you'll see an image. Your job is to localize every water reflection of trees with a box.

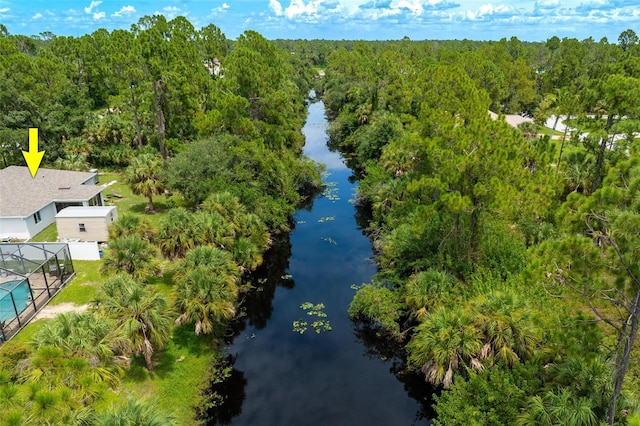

[226,233,294,341]
[352,319,438,422]
[200,355,247,425]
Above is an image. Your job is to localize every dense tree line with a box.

[315,31,640,424]
[0,17,321,424]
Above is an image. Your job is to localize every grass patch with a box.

[101,171,174,227]
[120,325,220,425]
[9,319,50,344]
[48,260,102,305]
[30,223,58,242]
[536,125,555,137]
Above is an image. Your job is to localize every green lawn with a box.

[30,223,58,242]
[48,260,102,306]
[120,325,221,425]
[100,171,175,227]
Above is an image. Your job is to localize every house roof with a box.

[0,166,103,218]
[55,206,115,218]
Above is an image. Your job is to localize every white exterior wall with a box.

[25,203,57,239]
[0,217,30,240]
[0,203,57,240]
[67,241,101,260]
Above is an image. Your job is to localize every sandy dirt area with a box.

[33,302,89,321]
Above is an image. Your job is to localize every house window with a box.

[33,211,42,224]
[88,194,103,207]
[79,223,86,232]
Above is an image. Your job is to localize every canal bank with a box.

[208,98,432,425]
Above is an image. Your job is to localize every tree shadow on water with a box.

[352,319,438,423]
[199,355,247,426]
[226,233,294,342]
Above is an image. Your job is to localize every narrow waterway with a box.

[209,98,432,425]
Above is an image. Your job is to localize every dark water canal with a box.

[208,98,433,425]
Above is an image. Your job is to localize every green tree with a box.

[94,275,172,371]
[537,155,640,424]
[434,364,537,426]
[108,213,155,241]
[174,267,238,335]
[31,312,131,371]
[125,153,165,212]
[404,269,457,319]
[155,208,199,259]
[173,246,240,335]
[100,234,160,280]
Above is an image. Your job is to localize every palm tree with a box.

[201,192,247,224]
[94,275,172,371]
[236,212,270,251]
[470,291,538,366]
[31,312,131,370]
[94,396,176,426]
[100,234,160,280]
[174,247,239,334]
[404,269,456,318]
[407,306,483,389]
[563,152,595,194]
[174,266,238,335]
[20,346,116,412]
[155,208,199,259]
[174,246,239,283]
[125,153,165,212]
[231,236,263,272]
[517,389,599,426]
[108,213,155,241]
[195,211,235,249]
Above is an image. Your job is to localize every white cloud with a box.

[93,11,105,20]
[284,0,322,19]
[84,1,102,14]
[466,3,513,20]
[161,6,181,18]
[393,0,425,15]
[112,5,136,17]
[270,0,284,16]
[0,7,9,13]
[32,12,43,19]
[211,3,230,15]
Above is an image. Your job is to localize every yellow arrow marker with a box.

[22,128,45,178]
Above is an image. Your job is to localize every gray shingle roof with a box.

[0,166,103,218]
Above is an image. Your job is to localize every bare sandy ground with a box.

[33,302,89,321]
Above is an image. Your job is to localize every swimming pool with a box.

[0,280,30,322]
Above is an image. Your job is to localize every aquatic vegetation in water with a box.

[293,320,308,334]
[322,182,340,202]
[293,302,332,334]
[321,237,337,245]
[317,216,335,223]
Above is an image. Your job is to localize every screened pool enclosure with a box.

[0,243,75,341]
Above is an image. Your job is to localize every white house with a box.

[55,206,117,242]
[0,166,105,241]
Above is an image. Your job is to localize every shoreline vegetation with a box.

[0,17,322,425]
[1,18,639,426]
[312,33,640,425]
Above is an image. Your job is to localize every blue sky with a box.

[0,0,638,42]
